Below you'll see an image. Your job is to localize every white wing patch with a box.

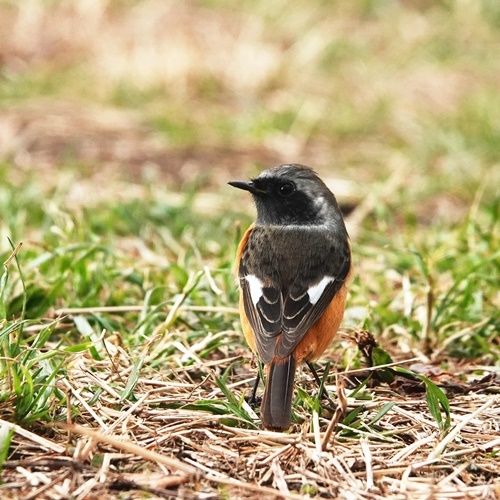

[245,275,264,305]
[307,276,334,304]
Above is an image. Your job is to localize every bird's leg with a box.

[245,360,265,409]
[245,373,261,409]
[306,361,336,411]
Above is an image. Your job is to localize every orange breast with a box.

[239,291,258,354]
[236,224,258,354]
[294,282,348,363]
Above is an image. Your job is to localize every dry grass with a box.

[0,1,498,498]
[0,323,498,499]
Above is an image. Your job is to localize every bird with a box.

[229,164,352,431]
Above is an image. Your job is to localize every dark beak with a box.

[228,180,263,195]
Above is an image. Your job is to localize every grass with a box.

[0,0,499,498]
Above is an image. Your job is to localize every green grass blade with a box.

[213,374,253,423]
[120,354,146,402]
[395,366,451,434]
[368,402,397,426]
[422,375,451,434]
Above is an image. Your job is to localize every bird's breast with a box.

[245,225,340,288]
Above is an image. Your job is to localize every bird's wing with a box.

[239,274,283,365]
[275,258,350,358]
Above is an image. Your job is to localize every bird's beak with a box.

[228,180,263,195]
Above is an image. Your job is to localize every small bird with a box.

[229,164,352,431]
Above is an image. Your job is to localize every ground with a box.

[0,1,498,499]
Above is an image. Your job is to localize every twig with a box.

[60,423,310,499]
[0,418,65,454]
[58,423,200,477]
[338,357,421,376]
[427,397,497,460]
[2,242,23,267]
[388,435,435,464]
[436,462,470,488]
[54,304,239,315]
[24,470,71,500]
[322,373,346,451]
[360,439,374,490]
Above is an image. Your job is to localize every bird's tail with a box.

[260,356,296,431]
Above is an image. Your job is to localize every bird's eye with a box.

[278,182,296,197]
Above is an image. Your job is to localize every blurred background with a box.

[1,0,498,205]
[0,0,498,361]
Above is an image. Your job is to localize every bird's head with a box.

[229,164,346,230]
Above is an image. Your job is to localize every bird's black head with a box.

[229,164,347,231]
